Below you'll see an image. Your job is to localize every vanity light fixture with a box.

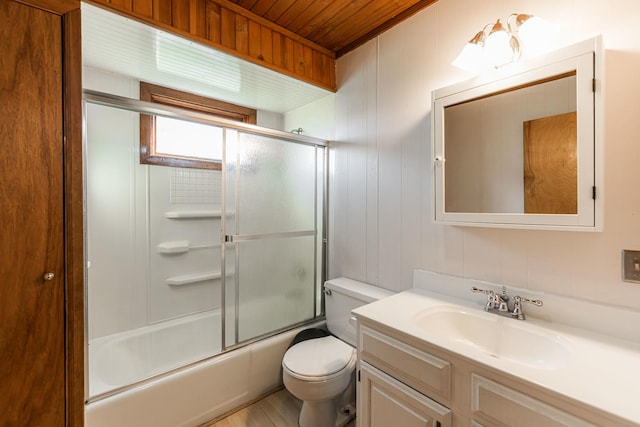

[452,13,551,73]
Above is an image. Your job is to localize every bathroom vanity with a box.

[353,272,640,427]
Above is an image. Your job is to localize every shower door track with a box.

[83,89,328,147]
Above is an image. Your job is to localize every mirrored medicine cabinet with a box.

[432,37,602,231]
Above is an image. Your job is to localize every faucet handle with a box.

[471,286,494,295]
[517,296,543,307]
[471,287,496,311]
[511,295,543,320]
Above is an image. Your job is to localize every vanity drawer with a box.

[471,374,597,427]
[359,325,451,404]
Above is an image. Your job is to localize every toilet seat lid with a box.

[283,336,355,377]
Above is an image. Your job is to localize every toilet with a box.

[282,278,394,427]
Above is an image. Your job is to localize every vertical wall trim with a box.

[63,6,85,427]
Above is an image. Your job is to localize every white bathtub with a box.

[86,314,323,427]
[89,310,222,397]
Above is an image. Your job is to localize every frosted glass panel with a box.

[237,236,316,342]
[225,131,324,343]
[236,133,316,234]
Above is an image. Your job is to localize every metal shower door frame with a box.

[221,129,327,346]
[83,89,329,355]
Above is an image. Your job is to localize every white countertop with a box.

[353,287,640,425]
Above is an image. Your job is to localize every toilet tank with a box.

[324,278,394,346]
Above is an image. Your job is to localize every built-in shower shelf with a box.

[164,211,221,219]
[166,270,235,286]
[157,240,219,254]
[166,272,221,286]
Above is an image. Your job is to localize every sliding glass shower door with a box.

[84,91,326,399]
[223,130,325,346]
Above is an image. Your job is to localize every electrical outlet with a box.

[622,250,640,283]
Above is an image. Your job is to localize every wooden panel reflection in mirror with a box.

[523,112,577,214]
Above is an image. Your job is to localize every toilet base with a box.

[299,399,337,427]
[298,400,355,427]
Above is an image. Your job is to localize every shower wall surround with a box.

[86,69,223,338]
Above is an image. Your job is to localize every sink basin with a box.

[414,306,574,370]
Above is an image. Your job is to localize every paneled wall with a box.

[330,0,640,310]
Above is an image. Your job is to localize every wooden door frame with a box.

[62,5,85,427]
[5,1,83,426]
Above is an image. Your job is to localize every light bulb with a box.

[452,30,490,73]
[484,20,516,67]
[452,42,484,72]
[517,15,554,58]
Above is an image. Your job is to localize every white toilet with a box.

[282,278,394,427]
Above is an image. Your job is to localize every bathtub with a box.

[86,312,323,427]
[88,310,222,397]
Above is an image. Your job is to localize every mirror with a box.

[444,73,577,214]
[433,37,602,231]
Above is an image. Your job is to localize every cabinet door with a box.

[359,362,451,427]
[471,374,597,427]
[0,1,65,426]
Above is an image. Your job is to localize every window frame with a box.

[139,82,257,170]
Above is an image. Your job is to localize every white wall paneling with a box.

[331,39,380,285]
[331,0,640,310]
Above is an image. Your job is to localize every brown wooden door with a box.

[0,1,66,425]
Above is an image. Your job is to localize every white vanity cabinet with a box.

[357,324,451,427]
[356,319,622,427]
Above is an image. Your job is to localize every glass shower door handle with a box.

[224,230,316,243]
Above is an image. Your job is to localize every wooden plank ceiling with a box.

[228,0,439,57]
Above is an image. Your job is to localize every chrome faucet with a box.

[471,286,542,320]
[471,286,509,312]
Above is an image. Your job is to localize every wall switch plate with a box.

[622,250,640,283]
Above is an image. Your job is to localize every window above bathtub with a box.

[139,82,257,170]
